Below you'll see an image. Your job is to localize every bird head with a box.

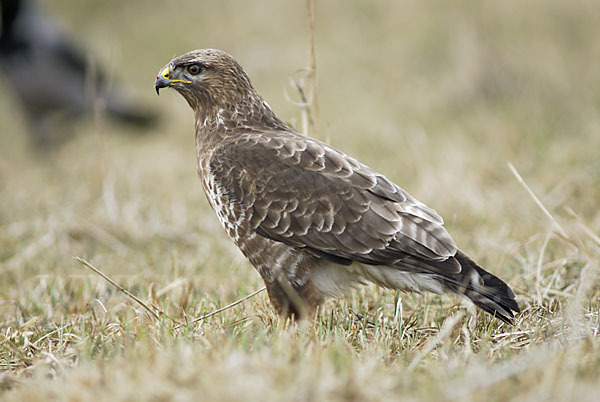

[155,49,257,112]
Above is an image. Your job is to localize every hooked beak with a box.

[154,65,192,95]
[155,77,169,95]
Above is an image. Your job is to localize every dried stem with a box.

[73,256,162,321]
[408,312,465,371]
[306,0,319,138]
[174,286,266,329]
[507,162,569,240]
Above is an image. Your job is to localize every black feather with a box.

[443,250,520,324]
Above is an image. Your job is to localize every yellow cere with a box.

[161,66,192,84]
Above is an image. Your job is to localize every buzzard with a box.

[155,49,520,324]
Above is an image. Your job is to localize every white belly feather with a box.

[310,262,445,297]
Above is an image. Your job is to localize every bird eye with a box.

[187,64,202,75]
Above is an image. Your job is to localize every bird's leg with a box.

[262,276,323,320]
[264,279,308,319]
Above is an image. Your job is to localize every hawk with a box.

[155,49,520,324]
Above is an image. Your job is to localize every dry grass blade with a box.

[408,311,465,371]
[507,162,569,240]
[0,336,33,366]
[33,323,73,346]
[73,256,161,321]
[305,0,319,138]
[565,206,600,247]
[174,286,266,329]
[535,233,552,303]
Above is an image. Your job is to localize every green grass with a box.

[1,0,600,400]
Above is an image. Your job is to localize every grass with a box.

[1,0,600,400]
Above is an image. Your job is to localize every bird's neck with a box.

[193,98,289,143]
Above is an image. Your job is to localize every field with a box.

[1,0,600,400]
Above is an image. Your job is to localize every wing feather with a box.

[208,130,458,274]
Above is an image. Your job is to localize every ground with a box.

[1,0,599,401]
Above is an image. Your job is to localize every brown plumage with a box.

[155,49,520,324]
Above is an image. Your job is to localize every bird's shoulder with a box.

[207,129,436,217]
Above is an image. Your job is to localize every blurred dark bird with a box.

[155,49,520,324]
[0,0,157,147]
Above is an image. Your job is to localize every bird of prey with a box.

[0,0,156,147]
[155,49,520,324]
